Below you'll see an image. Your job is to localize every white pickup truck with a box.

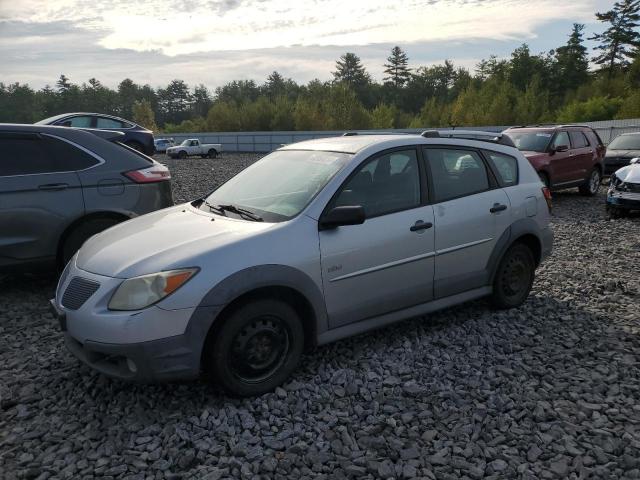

[166,139,223,159]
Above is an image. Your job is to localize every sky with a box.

[0,0,616,91]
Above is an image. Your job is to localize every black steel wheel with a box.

[178,150,187,159]
[208,149,217,159]
[491,243,535,309]
[206,299,304,396]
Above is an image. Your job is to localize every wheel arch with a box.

[194,265,328,366]
[487,219,545,285]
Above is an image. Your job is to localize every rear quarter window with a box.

[484,150,518,187]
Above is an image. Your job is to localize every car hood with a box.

[605,149,640,158]
[613,163,640,183]
[76,204,273,278]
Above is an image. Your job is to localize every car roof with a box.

[280,134,427,154]
[35,112,137,126]
[279,133,518,155]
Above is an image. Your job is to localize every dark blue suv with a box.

[36,113,155,155]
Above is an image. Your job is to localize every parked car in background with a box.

[604,133,640,175]
[36,113,155,156]
[51,131,552,396]
[607,158,640,218]
[154,138,175,153]
[503,125,605,195]
[0,124,173,272]
[166,139,222,159]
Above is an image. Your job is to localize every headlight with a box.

[108,268,198,311]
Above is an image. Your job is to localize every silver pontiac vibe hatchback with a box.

[52,131,553,396]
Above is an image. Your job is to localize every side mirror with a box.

[631,157,639,164]
[554,144,569,153]
[319,206,365,230]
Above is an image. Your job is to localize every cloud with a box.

[0,0,615,91]
[1,0,601,56]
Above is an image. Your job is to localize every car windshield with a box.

[608,135,640,150]
[202,150,351,222]
[504,131,552,152]
[180,140,192,146]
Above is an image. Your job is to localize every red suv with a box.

[503,125,606,196]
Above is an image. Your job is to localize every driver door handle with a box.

[38,183,69,191]
[410,220,433,232]
[490,203,507,213]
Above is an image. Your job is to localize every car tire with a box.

[490,243,535,310]
[205,299,304,397]
[538,172,550,188]
[178,151,187,159]
[60,217,122,268]
[208,149,217,159]
[579,168,601,196]
[125,141,144,153]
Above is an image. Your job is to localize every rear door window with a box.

[423,148,490,202]
[0,133,99,176]
[96,117,126,129]
[569,131,589,148]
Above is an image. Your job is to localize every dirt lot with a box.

[1,153,639,480]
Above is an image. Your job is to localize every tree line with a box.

[1,0,639,133]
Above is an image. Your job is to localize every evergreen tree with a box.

[590,0,640,74]
[192,84,213,117]
[333,53,370,88]
[383,46,411,88]
[56,74,71,93]
[555,24,590,94]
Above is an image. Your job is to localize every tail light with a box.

[123,164,171,183]
[542,187,552,212]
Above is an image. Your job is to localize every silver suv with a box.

[51,132,553,396]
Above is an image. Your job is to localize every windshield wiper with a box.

[217,204,263,222]
[203,200,263,221]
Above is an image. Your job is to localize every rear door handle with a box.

[410,220,433,232]
[490,203,507,213]
[38,183,69,191]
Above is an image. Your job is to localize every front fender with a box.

[183,264,328,357]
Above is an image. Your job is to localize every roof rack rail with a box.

[421,129,516,147]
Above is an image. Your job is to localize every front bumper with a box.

[63,332,201,382]
[52,259,221,382]
[607,190,640,210]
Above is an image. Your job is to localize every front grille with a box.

[62,277,100,310]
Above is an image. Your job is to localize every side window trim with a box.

[321,146,424,222]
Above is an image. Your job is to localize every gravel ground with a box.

[1,153,639,480]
